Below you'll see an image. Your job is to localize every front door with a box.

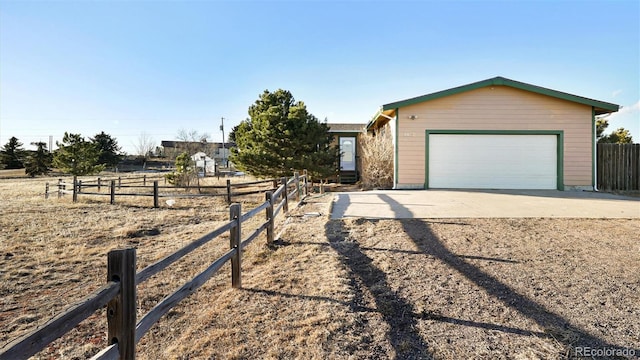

[340,137,356,171]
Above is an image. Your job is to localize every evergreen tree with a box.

[600,127,633,144]
[228,124,240,143]
[90,131,123,169]
[230,89,338,178]
[25,142,53,177]
[53,132,105,175]
[165,152,196,186]
[0,136,26,169]
[596,118,609,140]
[596,118,634,144]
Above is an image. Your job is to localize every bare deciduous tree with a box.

[176,129,212,156]
[133,132,156,160]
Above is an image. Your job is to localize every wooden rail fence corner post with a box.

[110,180,116,205]
[303,169,308,196]
[107,248,136,360]
[226,179,232,204]
[153,181,159,209]
[294,171,300,202]
[281,177,288,213]
[72,176,78,203]
[229,203,242,288]
[265,191,274,245]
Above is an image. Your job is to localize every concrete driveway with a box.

[330,190,640,219]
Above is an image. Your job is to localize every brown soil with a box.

[1,177,638,359]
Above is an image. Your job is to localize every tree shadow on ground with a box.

[325,220,433,360]
[376,193,638,358]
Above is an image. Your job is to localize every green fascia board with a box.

[366,108,383,130]
[424,130,564,191]
[383,77,619,114]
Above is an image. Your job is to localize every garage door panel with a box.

[428,134,557,189]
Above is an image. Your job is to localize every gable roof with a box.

[368,76,620,130]
[384,76,619,114]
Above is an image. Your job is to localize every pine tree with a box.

[0,136,26,169]
[596,118,634,144]
[230,89,338,179]
[25,142,53,177]
[165,152,196,186]
[53,132,105,175]
[90,131,123,169]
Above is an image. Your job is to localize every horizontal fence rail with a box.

[2,171,310,360]
[45,171,309,208]
[0,282,120,360]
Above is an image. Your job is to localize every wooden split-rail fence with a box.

[45,171,309,206]
[0,172,309,360]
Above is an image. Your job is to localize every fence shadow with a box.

[376,193,638,356]
[325,220,433,360]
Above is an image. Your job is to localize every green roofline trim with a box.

[382,76,619,115]
[366,108,383,129]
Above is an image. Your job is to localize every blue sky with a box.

[1,0,638,154]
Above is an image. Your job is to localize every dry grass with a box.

[0,174,270,359]
[0,168,27,178]
[1,176,639,359]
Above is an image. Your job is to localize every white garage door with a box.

[428,134,557,189]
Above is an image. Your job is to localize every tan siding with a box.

[396,86,593,188]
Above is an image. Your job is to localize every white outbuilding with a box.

[191,152,216,175]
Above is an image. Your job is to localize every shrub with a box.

[165,152,196,187]
[360,130,393,189]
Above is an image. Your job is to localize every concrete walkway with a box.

[330,190,640,219]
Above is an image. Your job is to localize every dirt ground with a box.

[1,177,639,359]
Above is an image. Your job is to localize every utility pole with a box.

[220,117,226,168]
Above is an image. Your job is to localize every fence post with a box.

[58,179,62,198]
[98,177,101,191]
[294,171,300,202]
[303,169,308,196]
[229,203,242,288]
[107,248,136,360]
[110,180,116,205]
[153,181,159,209]
[78,180,83,193]
[281,177,288,213]
[45,183,49,199]
[265,191,274,245]
[143,175,146,186]
[72,176,78,203]
[226,179,232,204]
[118,176,122,189]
